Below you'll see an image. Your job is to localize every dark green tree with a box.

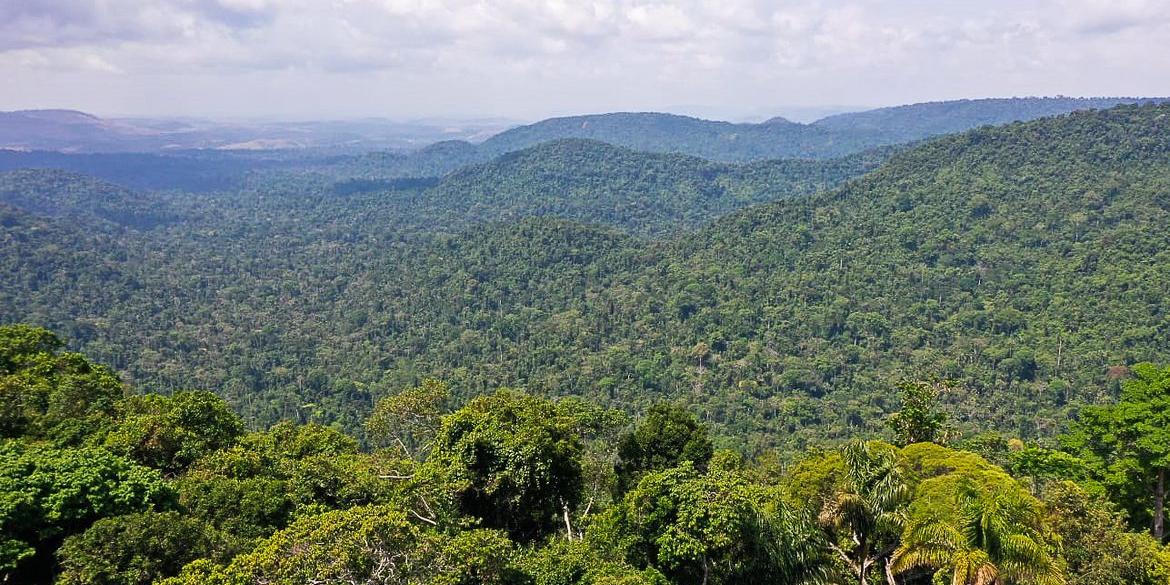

[0,324,122,444]
[614,403,714,495]
[594,462,828,585]
[103,391,245,473]
[56,511,223,585]
[0,442,173,583]
[427,391,584,542]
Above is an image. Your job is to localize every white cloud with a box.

[0,0,1167,118]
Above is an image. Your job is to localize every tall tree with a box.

[817,441,909,585]
[887,381,953,446]
[1063,363,1170,541]
[614,403,714,495]
[427,391,584,542]
[595,462,828,585]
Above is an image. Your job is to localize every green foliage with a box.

[175,421,411,548]
[887,381,953,446]
[5,105,1170,451]
[817,441,909,584]
[595,462,829,584]
[516,540,668,585]
[1043,481,1170,585]
[56,511,224,585]
[0,324,122,444]
[103,391,245,473]
[894,444,1065,584]
[1062,363,1170,538]
[367,378,449,455]
[428,391,584,542]
[423,139,883,237]
[159,505,522,585]
[614,403,713,495]
[0,441,172,582]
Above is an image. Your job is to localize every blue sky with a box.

[2,0,1167,121]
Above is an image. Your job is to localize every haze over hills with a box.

[0,109,513,153]
[2,103,1167,451]
[3,97,1164,164]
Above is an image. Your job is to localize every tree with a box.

[1042,481,1170,585]
[56,511,223,585]
[1063,363,1170,541]
[614,403,713,495]
[594,462,828,585]
[0,324,123,444]
[0,442,173,583]
[103,391,245,473]
[516,539,669,585]
[817,441,908,585]
[892,478,1065,585]
[887,381,953,446]
[158,505,522,585]
[427,391,584,542]
[366,378,449,456]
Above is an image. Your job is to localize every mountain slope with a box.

[466,97,1167,162]
[2,103,1169,451]
[420,138,886,236]
[811,96,1168,143]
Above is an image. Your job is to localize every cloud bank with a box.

[2,0,1168,119]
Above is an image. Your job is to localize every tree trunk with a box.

[884,557,897,585]
[1155,467,1166,542]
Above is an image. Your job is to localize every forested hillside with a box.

[420,139,886,236]
[810,96,1167,143]
[2,104,1168,453]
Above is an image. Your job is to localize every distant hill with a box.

[474,112,839,161]
[5,98,1164,164]
[0,139,887,240]
[810,96,1169,143]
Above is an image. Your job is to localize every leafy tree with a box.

[817,441,909,585]
[1042,481,1170,585]
[427,391,584,542]
[516,540,669,585]
[56,511,223,585]
[614,403,714,495]
[0,441,173,583]
[887,381,953,446]
[366,378,449,456]
[158,505,521,585]
[1063,363,1170,540]
[103,391,245,473]
[595,462,828,585]
[0,324,122,444]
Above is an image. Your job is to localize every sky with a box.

[2,0,1168,122]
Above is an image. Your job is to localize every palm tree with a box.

[818,441,910,585]
[892,479,1065,585]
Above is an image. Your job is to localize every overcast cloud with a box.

[2,0,1168,120]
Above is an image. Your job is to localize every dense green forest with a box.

[2,325,1168,585]
[3,103,1168,452]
